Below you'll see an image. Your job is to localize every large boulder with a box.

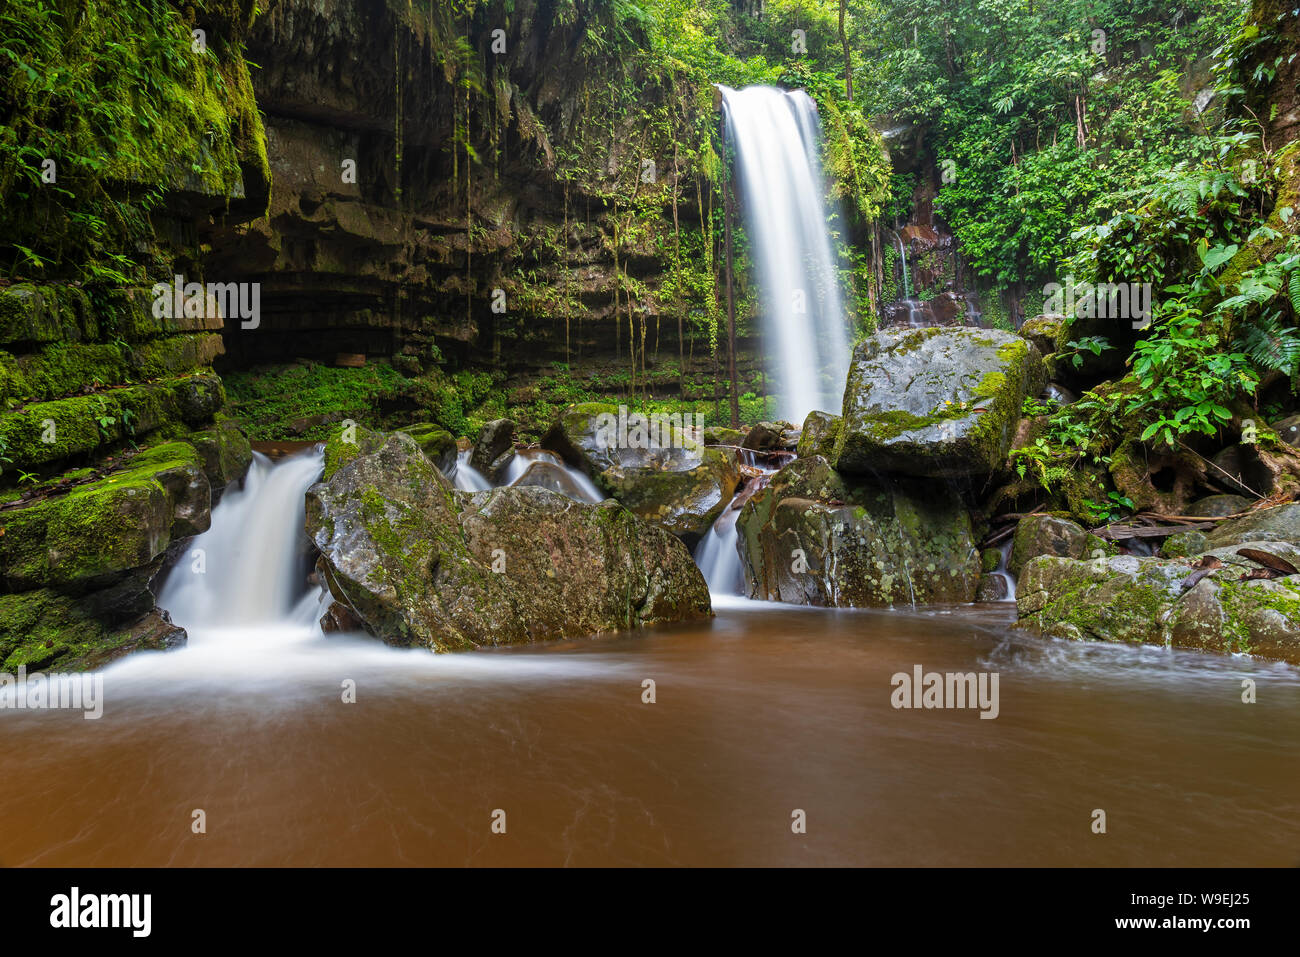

[1015,544,1300,664]
[833,327,1044,478]
[736,456,981,606]
[541,403,740,547]
[305,431,711,652]
[0,442,211,591]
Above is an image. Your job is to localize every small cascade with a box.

[996,539,1017,602]
[695,503,746,595]
[693,450,783,598]
[452,450,492,492]
[894,233,912,299]
[159,448,325,629]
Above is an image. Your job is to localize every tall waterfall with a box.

[720,85,851,425]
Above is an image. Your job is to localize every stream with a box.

[0,449,1296,867]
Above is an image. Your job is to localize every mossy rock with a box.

[1017,314,1066,357]
[398,422,458,473]
[0,441,210,590]
[541,403,740,547]
[0,284,93,348]
[703,426,744,447]
[189,420,253,491]
[796,410,841,459]
[304,431,710,652]
[1015,543,1300,664]
[0,592,184,673]
[1008,514,1089,576]
[736,455,981,606]
[0,342,132,406]
[833,327,1045,478]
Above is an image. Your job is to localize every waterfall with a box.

[159,448,326,630]
[719,85,851,425]
[695,503,745,595]
[893,233,912,299]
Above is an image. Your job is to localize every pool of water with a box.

[2,600,1296,866]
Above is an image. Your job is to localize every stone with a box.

[1008,515,1089,576]
[541,403,740,547]
[796,410,841,459]
[305,430,710,652]
[736,456,981,606]
[1015,544,1300,664]
[833,327,1045,478]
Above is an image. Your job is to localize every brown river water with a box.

[1,597,1297,867]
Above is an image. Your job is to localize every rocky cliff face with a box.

[213,0,761,398]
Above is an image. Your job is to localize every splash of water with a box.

[719,85,851,425]
[159,449,325,629]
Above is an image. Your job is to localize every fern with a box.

[1238,315,1300,379]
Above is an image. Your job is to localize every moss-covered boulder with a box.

[796,410,841,459]
[0,442,210,590]
[1015,544,1300,663]
[305,431,710,653]
[1008,514,1094,576]
[0,591,185,672]
[833,327,1045,478]
[1017,314,1066,358]
[189,420,253,493]
[736,456,981,606]
[541,403,740,547]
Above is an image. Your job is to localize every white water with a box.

[720,85,851,425]
[695,502,745,595]
[893,232,912,299]
[452,450,492,491]
[159,449,325,628]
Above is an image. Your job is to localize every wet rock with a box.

[736,456,981,606]
[980,548,1002,573]
[470,418,516,482]
[1008,515,1090,576]
[0,442,211,590]
[541,403,740,547]
[742,421,783,451]
[976,574,1009,602]
[1015,543,1300,664]
[1272,414,1300,446]
[796,411,841,459]
[305,431,710,652]
[1041,383,1077,405]
[510,460,601,502]
[833,327,1045,478]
